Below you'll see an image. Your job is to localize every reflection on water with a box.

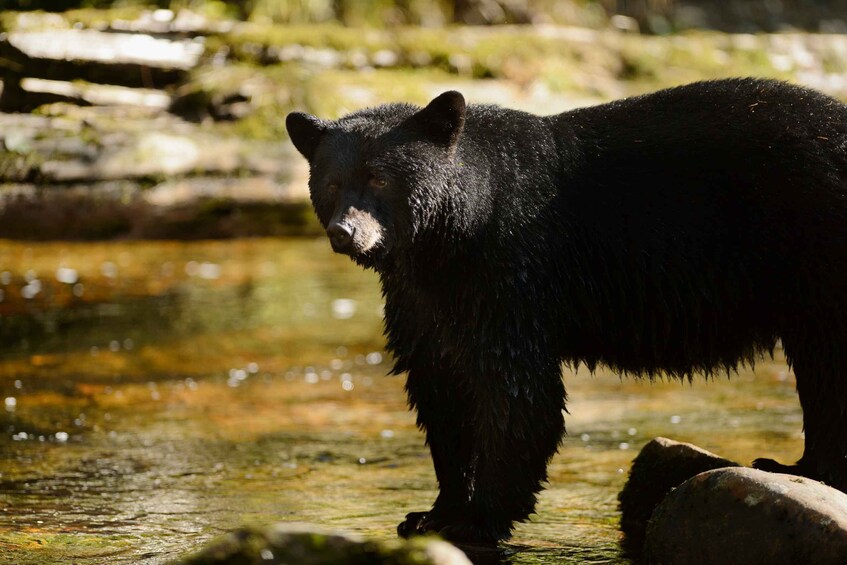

[0,238,802,564]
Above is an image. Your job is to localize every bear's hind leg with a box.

[753,330,847,491]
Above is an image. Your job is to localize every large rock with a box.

[0,108,298,183]
[176,523,471,565]
[618,437,739,553]
[17,78,171,110]
[645,467,847,564]
[0,104,315,239]
[0,28,203,110]
[5,29,202,70]
[142,175,308,207]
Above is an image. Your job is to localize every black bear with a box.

[286,78,847,545]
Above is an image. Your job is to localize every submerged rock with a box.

[645,467,847,564]
[176,523,471,565]
[618,437,739,552]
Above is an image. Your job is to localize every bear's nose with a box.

[327,223,354,252]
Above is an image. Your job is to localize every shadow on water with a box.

[0,238,804,564]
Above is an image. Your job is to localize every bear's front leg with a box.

[399,359,566,545]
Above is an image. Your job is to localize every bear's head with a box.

[286,91,466,269]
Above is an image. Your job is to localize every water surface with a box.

[0,238,803,564]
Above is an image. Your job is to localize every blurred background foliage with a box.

[2,0,846,32]
[0,0,844,239]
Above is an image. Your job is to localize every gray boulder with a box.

[618,437,739,552]
[645,467,847,564]
[0,28,203,110]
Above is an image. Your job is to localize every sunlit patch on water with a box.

[331,298,357,319]
[0,238,803,564]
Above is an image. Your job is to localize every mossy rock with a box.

[175,523,471,565]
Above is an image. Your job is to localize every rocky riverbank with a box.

[1,8,846,239]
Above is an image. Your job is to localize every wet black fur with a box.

[286,78,847,544]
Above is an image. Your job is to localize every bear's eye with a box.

[369,176,388,189]
[327,183,339,195]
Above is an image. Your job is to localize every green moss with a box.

[613,32,787,92]
[219,24,585,82]
[172,0,241,21]
[10,20,801,145]
[212,23,793,100]
[365,535,451,564]
[0,7,149,31]
[0,532,137,564]
[820,51,847,74]
[176,524,457,565]
[304,67,451,118]
[196,61,455,140]
[77,123,102,147]
[0,11,17,32]
[63,7,150,28]
[220,22,393,62]
[0,150,41,182]
[177,63,301,139]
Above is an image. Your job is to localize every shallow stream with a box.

[0,238,803,564]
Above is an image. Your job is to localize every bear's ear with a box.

[286,112,327,161]
[408,91,466,148]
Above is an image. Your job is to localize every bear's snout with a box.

[327,207,384,258]
[327,223,355,254]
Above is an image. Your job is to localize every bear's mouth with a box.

[328,232,382,258]
[348,240,392,270]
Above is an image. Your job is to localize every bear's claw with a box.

[397,511,431,538]
[397,511,501,546]
[752,457,805,475]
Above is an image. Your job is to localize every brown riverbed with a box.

[0,237,803,564]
